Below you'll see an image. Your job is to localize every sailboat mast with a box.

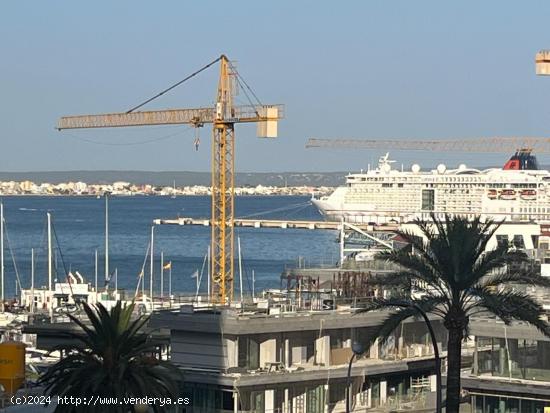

[207,246,211,303]
[150,225,154,306]
[238,236,243,305]
[95,249,98,300]
[169,265,172,298]
[47,212,53,321]
[0,202,4,312]
[105,193,109,286]
[31,248,35,314]
[160,251,164,301]
[47,212,52,295]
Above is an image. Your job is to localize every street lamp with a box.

[355,300,442,412]
[346,341,365,413]
[392,302,442,413]
[410,303,442,413]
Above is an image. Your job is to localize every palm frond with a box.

[376,250,450,299]
[468,247,525,287]
[356,296,446,348]
[467,288,550,337]
[40,301,183,406]
[477,270,550,290]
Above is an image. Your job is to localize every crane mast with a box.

[211,56,235,303]
[57,55,283,305]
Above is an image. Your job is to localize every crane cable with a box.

[126,55,223,113]
[227,60,265,119]
[227,60,263,107]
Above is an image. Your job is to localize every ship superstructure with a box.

[313,150,550,224]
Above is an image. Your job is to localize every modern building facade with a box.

[151,304,446,413]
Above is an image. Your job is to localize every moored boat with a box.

[312,149,550,223]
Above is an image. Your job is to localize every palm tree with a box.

[40,301,182,413]
[361,214,550,412]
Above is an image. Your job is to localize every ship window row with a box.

[424,183,485,189]
[441,189,478,194]
[349,188,417,194]
[488,207,544,213]
[351,176,483,183]
[487,183,538,188]
[429,177,483,183]
[520,207,550,213]
[351,177,543,186]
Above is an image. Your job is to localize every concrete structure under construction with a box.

[150,303,446,413]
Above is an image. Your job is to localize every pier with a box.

[153,217,399,232]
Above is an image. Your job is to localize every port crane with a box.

[57,55,283,304]
[306,137,550,152]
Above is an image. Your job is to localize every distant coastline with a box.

[0,170,346,187]
[0,180,334,197]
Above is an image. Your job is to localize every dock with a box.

[152,217,399,231]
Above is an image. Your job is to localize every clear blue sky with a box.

[2,1,550,172]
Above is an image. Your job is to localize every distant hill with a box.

[2,163,545,187]
[0,171,347,187]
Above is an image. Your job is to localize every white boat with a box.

[171,180,177,198]
[312,150,550,224]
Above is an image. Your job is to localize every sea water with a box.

[0,196,338,298]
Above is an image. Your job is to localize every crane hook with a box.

[193,124,202,151]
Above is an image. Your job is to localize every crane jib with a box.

[57,105,283,130]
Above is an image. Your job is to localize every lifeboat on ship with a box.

[520,189,537,200]
[487,189,498,200]
[500,189,517,200]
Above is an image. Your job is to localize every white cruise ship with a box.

[312,150,550,224]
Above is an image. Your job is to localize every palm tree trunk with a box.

[446,326,463,413]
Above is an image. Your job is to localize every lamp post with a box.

[410,303,441,413]
[346,341,365,413]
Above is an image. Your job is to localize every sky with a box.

[2,1,550,172]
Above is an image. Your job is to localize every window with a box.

[513,235,525,249]
[496,235,509,249]
[329,382,347,405]
[250,391,265,413]
[421,189,435,211]
[306,386,325,413]
[238,336,259,369]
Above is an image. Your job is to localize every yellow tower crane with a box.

[57,55,283,304]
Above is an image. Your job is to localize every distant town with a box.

[0,180,335,196]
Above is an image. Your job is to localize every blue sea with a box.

[0,196,338,299]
